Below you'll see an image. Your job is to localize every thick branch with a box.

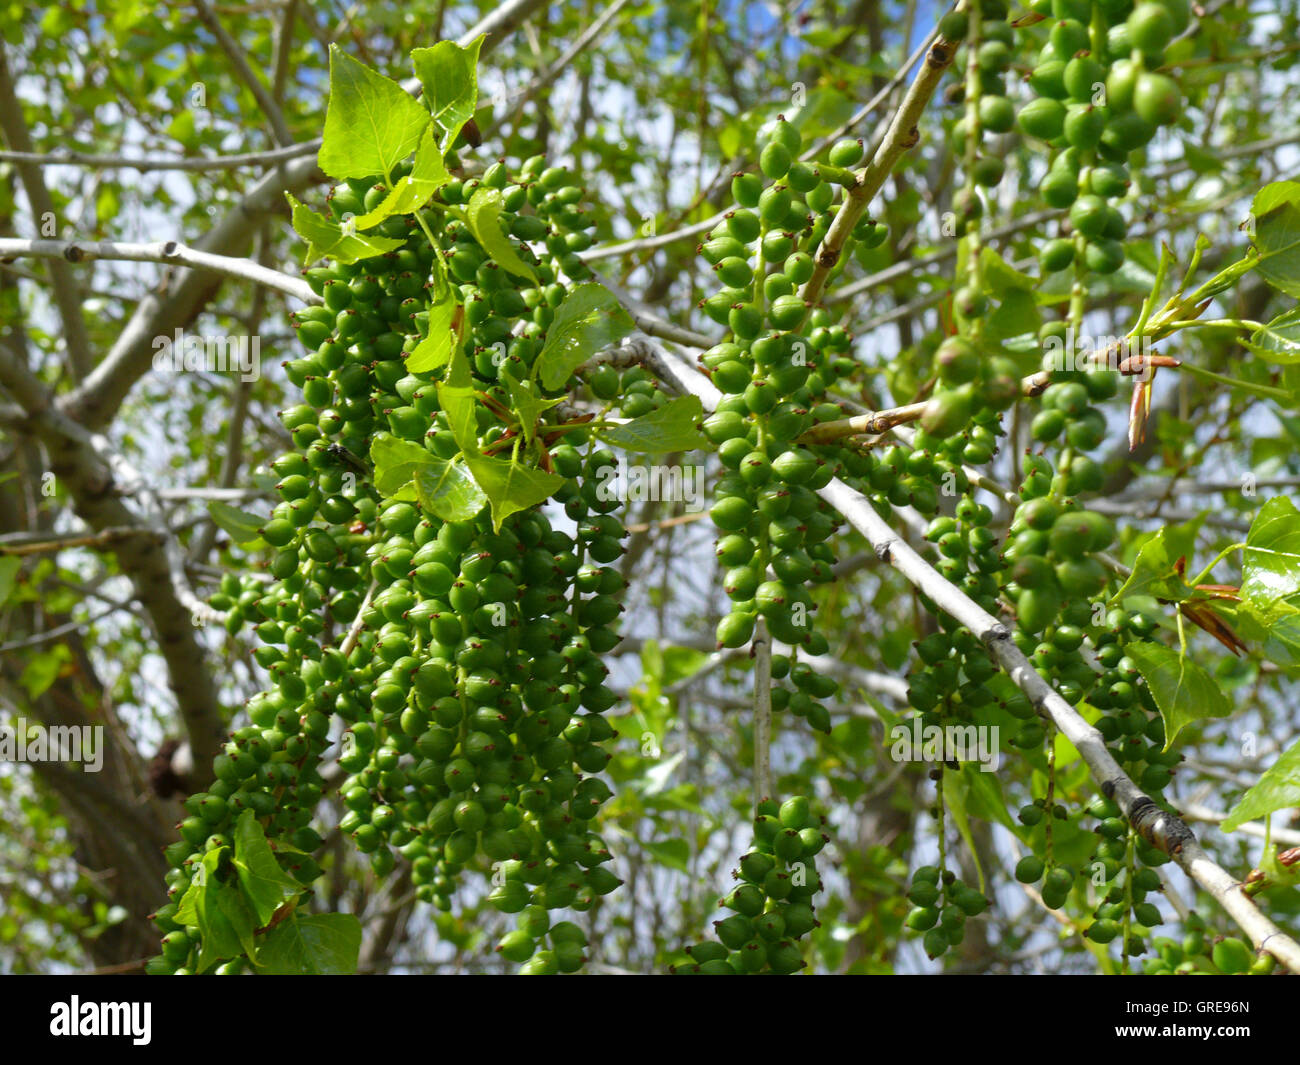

[0,347,226,777]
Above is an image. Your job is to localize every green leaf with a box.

[1112,252,1160,296]
[20,645,70,699]
[371,433,433,499]
[1254,181,1300,216]
[784,86,857,139]
[1234,597,1300,667]
[504,376,563,446]
[206,501,264,544]
[211,880,258,961]
[1249,306,1300,364]
[232,810,300,927]
[349,129,450,230]
[601,395,707,453]
[942,770,987,895]
[1234,497,1300,664]
[318,46,431,181]
[718,123,742,160]
[286,194,404,265]
[0,555,21,606]
[406,281,460,373]
[641,751,686,796]
[465,187,537,282]
[258,913,362,975]
[411,36,484,152]
[1222,735,1300,831]
[1126,642,1234,750]
[413,457,486,522]
[1241,496,1300,605]
[1110,526,1199,603]
[1252,192,1300,300]
[644,838,691,874]
[1180,141,1224,176]
[192,851,250,972]
[959,762,1019,836]
[463,453,565,532]
[534,284,635,392]
[446,335,474,387]
[983,289,1040,343]
[661,644,709,686]
[175,881,200,929]
[979,245,1036,296]
[435,382,480,455]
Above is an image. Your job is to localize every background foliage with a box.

[1,0,1299,974]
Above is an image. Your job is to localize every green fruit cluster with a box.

[944,0,1015,216]
[672,796,826,973]
[701,117,886,728]
[1015,0,1188,276]
[1143,914,1271,974]
[155,151,631,975]
[893,1,1181,971]
[903,864,989,959]
[1014,856,1077,909]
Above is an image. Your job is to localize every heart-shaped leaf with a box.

[1126,641,1234,750]
[319,47,431,181]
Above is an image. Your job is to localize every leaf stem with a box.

[1189,541,1246,588]
[1177,361,1290,402]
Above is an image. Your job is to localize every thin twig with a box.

[0,46,94,380]
[799,32,959,310]
[193,0,294,146]
[0,526,161,556]
[0,141,320,173]
[0,238,317,304]
[504,0,634,128]
[753,620,773,809]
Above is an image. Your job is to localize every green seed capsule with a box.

[760,141,792,179]
[1018,97,1067,141]
[731,171,763,207]
[828,138,864,168]
[1133,72,1182,126]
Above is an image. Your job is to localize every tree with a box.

[0,0,1298,975]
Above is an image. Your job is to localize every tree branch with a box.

[0,238,317,304]
[0,346,226,778]
[193,0,294,147]
[799,31,959,309]
[752,620,773,809]
[0,142,320,173]
[627,332,1300,974]
[0,525,160,556]
[503,0,634,128]
[0,46,95,381]
[58,0,550,434]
